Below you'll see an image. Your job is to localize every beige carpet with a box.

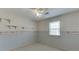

[15,43,61,51]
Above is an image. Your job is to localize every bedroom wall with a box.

[38,10,79,51]
[0,9,37,50]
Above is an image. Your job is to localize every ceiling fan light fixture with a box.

[31,8,48,17]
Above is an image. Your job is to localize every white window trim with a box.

[49,21,60,36]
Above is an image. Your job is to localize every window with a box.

[49,21,60,36]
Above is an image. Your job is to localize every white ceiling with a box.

[35,8,79,21]
[0,8,37,21]
[0,8,79,21]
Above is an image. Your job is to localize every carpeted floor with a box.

[15,43,61,51]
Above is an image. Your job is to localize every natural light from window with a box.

[49,21,60,36]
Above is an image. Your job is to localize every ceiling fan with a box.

[31,8,48,17]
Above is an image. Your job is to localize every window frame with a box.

[49,21,61,36]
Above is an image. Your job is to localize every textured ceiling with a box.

[0,8,78,21]
[34,8,79,21]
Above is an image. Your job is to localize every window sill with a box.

[49,35,61,37]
